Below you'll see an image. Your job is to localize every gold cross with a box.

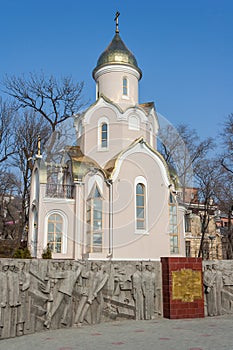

[114,11,120,33]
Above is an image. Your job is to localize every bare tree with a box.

[193,160,222,257]
[158,123,213,200]
[0,97,16,163]
[214,165,233,259]
[220,114,233,174]
[2,72,84,132]
[12,109,50,232]
[0,170,21,240]
[0,72,85,239]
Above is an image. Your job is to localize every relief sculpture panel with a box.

[0,259,162,339]
[203,261,233,317]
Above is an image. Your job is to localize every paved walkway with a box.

[0,316,232,350]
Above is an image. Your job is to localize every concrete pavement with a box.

[0,316,233,350]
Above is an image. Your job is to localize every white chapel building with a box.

[28,18,186,260]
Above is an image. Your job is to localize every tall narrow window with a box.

[47,214,63,253]
[185,241,191,257]
[101,122,108,148]
[123,77,128,96]
[86,184,103,253]
[169,193,179,253]
[185,214,191,232]
[136,183,145,230]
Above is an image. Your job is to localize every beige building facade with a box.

[184,188,223,259]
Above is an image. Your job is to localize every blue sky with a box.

[0,0,232,141]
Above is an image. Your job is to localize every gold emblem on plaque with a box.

[172,269,202,302]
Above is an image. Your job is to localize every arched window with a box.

[86,184,103,253]
[101,122,108,148]
[123,77,128,96]
[47,213,63,253]
[136,183,145,230]
[169,193,179,253]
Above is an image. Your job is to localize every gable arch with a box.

[87,173,104,197]
[124,108,148,125]
[110,141,171,186]
[83,97,121,125]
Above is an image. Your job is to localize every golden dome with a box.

[93,33,142,78]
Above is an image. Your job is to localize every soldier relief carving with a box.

[203,261,233,317]
[0,260,162,339]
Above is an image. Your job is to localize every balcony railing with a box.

[46,184,75,199]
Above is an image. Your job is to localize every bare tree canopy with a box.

[0,170,21,240]
[2,73,84,131]
[193,159,221,257]
[0,97,16,163]
[158,123,214,192]
[12,109,50,227]
[221,113,233,174]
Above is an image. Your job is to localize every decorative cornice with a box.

[93,64,141,81]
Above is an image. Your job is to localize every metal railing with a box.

[46,184,75,199]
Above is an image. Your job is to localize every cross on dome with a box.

[114,11,120,33]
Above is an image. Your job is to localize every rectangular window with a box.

[185,215,191,232]
[101,123,108,148]
[123,77,128,96]
[86,186,103,253]
[169,194,179,254]
[170,236,179,253]
[185,241,191,257]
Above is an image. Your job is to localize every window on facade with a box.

[169,193,179,253]
[185,214,191,232]
[101,122,108,148]
[47,214,63,253]
[185,241,191,257]
[136,183,145,230]
[86,185,103,253]
[123,77,128,96]
[203,240,210,260]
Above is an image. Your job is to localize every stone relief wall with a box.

[0,259,162,339]
[203,260,233,317]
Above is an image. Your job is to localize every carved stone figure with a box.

[8,264,21,308]
[203,264,216,316]
[131,264,144,320]
[74,262,109,326]
[17,262,31,336]
[89,263,109,324]
[212,264,223,316]
[43,262,83,328]
[142,264,156,320]
[0,264,8,337]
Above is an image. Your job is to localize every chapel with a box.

[28,14,186,259]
